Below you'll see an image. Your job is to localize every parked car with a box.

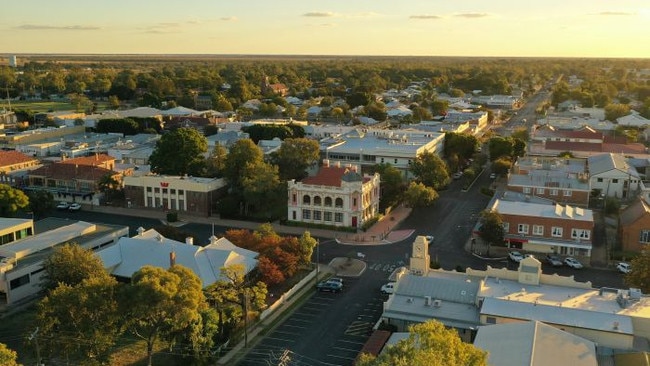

[316,280,342,293]
[326,277,344,286]
[424,235,435,243]
[508,251,525,262]
[564,257,584,269]
[616,262,632,274]
[380,282,396,295]
[452,172,463,180]
[68,203,82,211]
[489,173,497,179]
[56,202,69,210]
[545,254,563,267]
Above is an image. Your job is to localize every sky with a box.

[2,0,649,58]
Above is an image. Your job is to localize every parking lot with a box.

[238,274,388,366]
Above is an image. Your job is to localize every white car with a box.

[452,172,463,180]
[508,251,524,262]
[616,262,632,274]
[56,202,69,210]
[564,257,584,269]
[381,282,396,295]
[68,203,82,211]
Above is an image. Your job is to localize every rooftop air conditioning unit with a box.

[433,299,442,308]
[425,296,432,306]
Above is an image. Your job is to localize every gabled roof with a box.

[161,106,200,116]
[619,197,650,226]
[29,163,115,181]
[474,321,597,366]
[59,154,114,167]
[0,150,39,168]
[301,165,356,187]
[588,153,631,175]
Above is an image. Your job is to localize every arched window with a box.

[324,197,333,207]
[335,198,343,208]
[314,196,322,206]
[303,195,311,205]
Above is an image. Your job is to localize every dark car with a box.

[545,254,563,267]
[316,280,342,293]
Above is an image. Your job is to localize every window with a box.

[324,197,332,207]
[334,212,343,222]
[597,178,603,182]
[324,211,332,222]
[486,316,497,324]
[563,190,572,196]
[146,187,152,192]
[518,224,529,234]
[536,187,545,194]
[639,230,650,244]
[302,209,311,220]
[171,189,176,194]
[178,190,184,195]
[292,194,296,204]
[613,179,619,183]
[571,229,590,240]
[550,189,558,196]
[9,274,29,290]
[335,198,343,208]
[353,198,357,206]
[394,159,398,164]
[303,195,311,205]
[292,211,296,220]
[552,227,563,237]
[502,222,510,232]
[523,187,531,194]
[533,225,544,235]
[314,196,322,206]
[313,210,322,220]
[380,158,384,163]
[162,188,168,194]
[154,187,160,193]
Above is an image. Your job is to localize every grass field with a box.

[4,100,111,113]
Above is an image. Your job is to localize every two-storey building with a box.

[287,160,380,229]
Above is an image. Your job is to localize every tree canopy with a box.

[356,320,487,366]
[271,137,320,180]
[41,243,112,291]
[0,343,19,366]
[625,250,650,294]
[409,152,450,190]
[149,127,208,176]
[403,182,439,208]
[0,184,29,217]
[478,209,505,250]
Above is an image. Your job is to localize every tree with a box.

[297,231,317,267]
[149,127,208,176]
[26,189,54,219]
[356,320,487,366]
[488,137,513,161]
[409,152,450,190]
[444,132,479,160]
[478,209,505,251]
[403,182,439,208]
[0,184,29,217]
[625,250,650,294]
[125,265,207,366]
[241,160,283,216]
[511,137,527,157]
[108,95,120,109]
[491,157,512,176]
[510,127,529,142]
[604,103,630,121]
[37,277,122,364]
[371,163,405,209]
[41,243,112,291]
[223,139,264,190]
[205,142,228,177]
[0,343,19,366]
[272,137,320,180]
[97,173,122,202]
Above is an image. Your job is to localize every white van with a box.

[381,282,396,295]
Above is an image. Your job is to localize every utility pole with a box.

[28,327,41,366]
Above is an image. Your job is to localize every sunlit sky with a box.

[2,0,650,58]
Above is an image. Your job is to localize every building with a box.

[261,76,289,96]
[380,237,650,354]
[506,156,591,207]
[0,218,128,305]
[96,228,258,287]
[0,151,41,186]
[484,199,594,258]
[588,153,644,200]
[619,197,650,253]
[0,126,86,150]
[287,160,380,229]
[8,55,17,68]
[123,174,227,216]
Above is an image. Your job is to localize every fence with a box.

[259,267,318,321]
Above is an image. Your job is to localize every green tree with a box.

[403,182,439,208]
[241,160,283,216]
[478,209,505,251]
[625,250,650,294]
[511,137,527,157]
[125,265,208,366]
[108,95,120,109]
[41,243,112,291]
[223,139,264,190]
[491,157,512,177]
[444,132,479,161]
[409,152,450,190]
[205,142,228,177]
[488,136,513,161]
[37,277,122,364]
[604,103,630,121]
[0,184,29,217]
[357,320,487,366]
[510,127,529,142]
[26,189,54,219]
[149,127,208,176]
[97,173,122,202]
[272,137,320,180]
[0,342,20,366]
[371,163,404,209]
[298,231,317,267]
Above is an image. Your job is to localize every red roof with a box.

[60,154,115,167]
[355,330,392,363]
[0,151,38,168]
[29,163,114,181]
[301,166,350,187]
[545,141,603,152]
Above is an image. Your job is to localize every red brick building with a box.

[618,197,650,253]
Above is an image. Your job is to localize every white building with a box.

[287,160,380,229]
[588,153,644,199]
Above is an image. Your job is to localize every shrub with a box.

[166,211,178,222]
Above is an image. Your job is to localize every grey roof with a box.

[480,297,634,335]
[474,321,597,366]
[588,153,639,177]
[397,274,479,304]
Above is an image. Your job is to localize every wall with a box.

[259,268,317,321]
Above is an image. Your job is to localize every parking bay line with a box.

[325,353,357,362]
[337,338,366,346]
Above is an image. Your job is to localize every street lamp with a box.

[316,239,320,275]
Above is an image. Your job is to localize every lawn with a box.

[6,100,111,113]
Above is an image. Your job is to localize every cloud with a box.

[319,23,337,27]
[220,16,238,21]
[303,12,335,17]
[454,13,489,18]
[409,14,443,20]
[597,11,635,16]
[15,24,101,31]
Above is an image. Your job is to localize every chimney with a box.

[169,251,176,267]
[351,165,358,173]
[323,159,330,167]
[335,161,341,168]
[136,227,145,236]
[209,235,219,245]
[185,237,194,245]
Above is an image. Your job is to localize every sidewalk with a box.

[88,204,414,246]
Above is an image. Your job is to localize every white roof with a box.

[0,221,96,261]
[96,229,258,288]
[474,321,597,366]
[491,199,593,222]
[161,106,201,116]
